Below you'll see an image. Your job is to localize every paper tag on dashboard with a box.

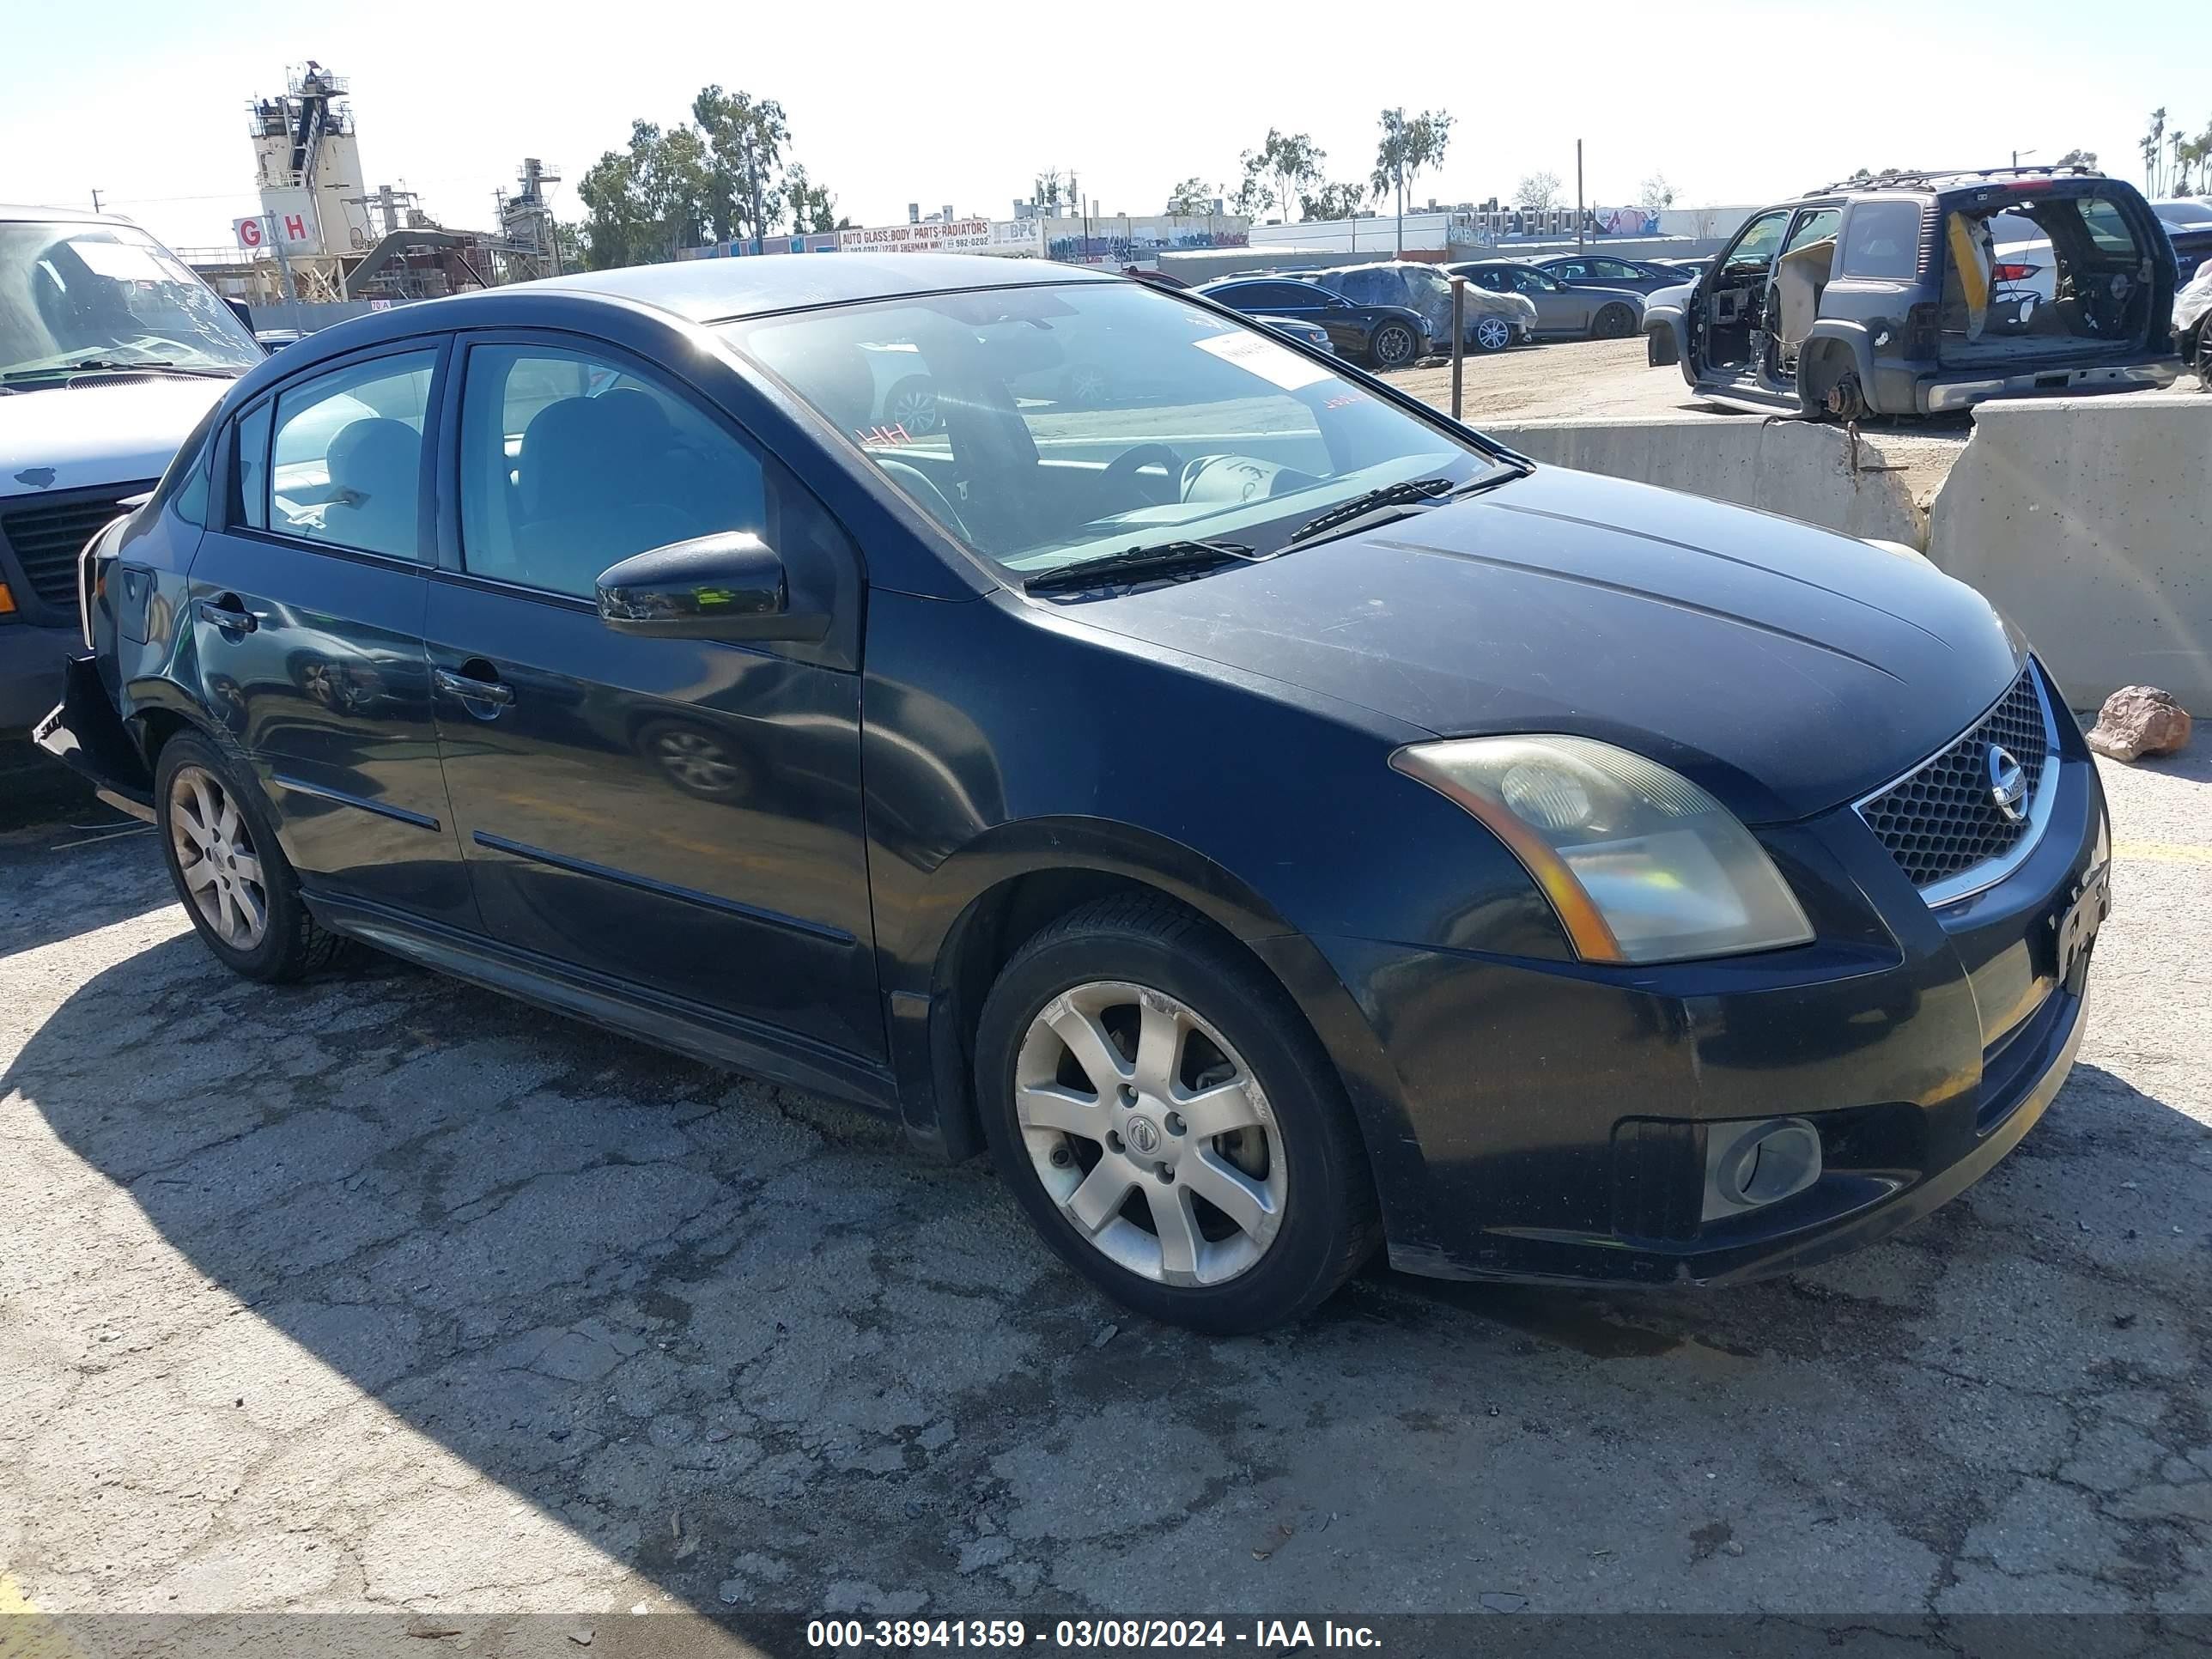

[1193,330,1335,391]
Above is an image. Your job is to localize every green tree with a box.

[1237,130,1325,222]
[1299,180,1370,222]
[782,164,841,235]
[2053,148,2099,169]
[1165,176,1217,216]
[694,86,789,246]
[576,121,705,269]
[1370,108,1454,250]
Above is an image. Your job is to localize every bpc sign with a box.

[234,212,314,251]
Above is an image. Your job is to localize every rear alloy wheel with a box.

[975,896,1378,1333]
[169,763,268,953]
[1472,315,1514,354]
[1592,303,1636,340]
[1368,321,1419,370]
[155,732,349,982]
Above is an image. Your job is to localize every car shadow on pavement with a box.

[6,920,2209,1622]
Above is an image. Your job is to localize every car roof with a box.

[0,203,139,227]
[528,252,1117,323]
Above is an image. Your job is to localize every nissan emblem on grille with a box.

[1856,666,2055,892]
[1987,745,2028,822]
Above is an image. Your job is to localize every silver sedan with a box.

[1444,260,1647,340]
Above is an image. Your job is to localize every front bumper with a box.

[31,651,155,822]
[1304,719,2110,1287]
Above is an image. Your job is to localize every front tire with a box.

[974,896,1378,1334]
[155,732,348,982]
[1367,321,1419,371]
[1471,315,1514,354]
[1591,303,1636,340]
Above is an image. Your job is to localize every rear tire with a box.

[155,732,349,983]
[974,895,1379,1334]
[1367,321,1419,371]
[1471,315,1514,354]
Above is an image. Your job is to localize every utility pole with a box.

[90,188,104,213]
[1576,139,1585,251]
[1395,106,1407,257]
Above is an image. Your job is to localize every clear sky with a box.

[8,0,2209,252]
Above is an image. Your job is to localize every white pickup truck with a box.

[1,205,264,728]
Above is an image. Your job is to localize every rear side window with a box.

[266,352,436,559]
[1839,202,1924,279]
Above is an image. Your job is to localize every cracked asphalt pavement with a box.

[3,753,2208,1631]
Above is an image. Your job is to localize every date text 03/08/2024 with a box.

[805,1619,1383,1650]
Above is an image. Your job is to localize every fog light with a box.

[1701,1117,1822,1221]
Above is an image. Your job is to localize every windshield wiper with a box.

[1023,538,1262,595]
[3,357,178,381]
[1286,465,1528,548]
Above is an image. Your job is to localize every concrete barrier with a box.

[1923,393,2212,711]
[1480,413,1940,548]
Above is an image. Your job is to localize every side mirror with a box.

[596,532,828,643]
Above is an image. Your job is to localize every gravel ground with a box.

[2,749,2208,1641]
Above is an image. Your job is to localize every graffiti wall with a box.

[1038,215,1250,265]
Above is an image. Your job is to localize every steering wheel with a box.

[1099,443,1185,507]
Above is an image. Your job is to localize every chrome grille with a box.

[0,492,143,606]
[1857,667,2054,893]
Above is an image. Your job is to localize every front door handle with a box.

[434,665,515,707]
[197,595,258,634]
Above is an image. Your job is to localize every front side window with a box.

[266,352,435,558]
[1592,259,1640,279]
[1722,211,1790,272]
[725,280,1504,576]
[0,221,263,384]
[1784,209,1843,253]
[1510,269,1559,294]
[458,344,817,605]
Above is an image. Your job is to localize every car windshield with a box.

[722,281,1498,574]
[0,220,263,382]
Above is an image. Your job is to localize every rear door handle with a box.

[197,596,258,634]
[434,665,515,706]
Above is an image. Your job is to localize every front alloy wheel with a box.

[1015,981,1285,1286]
[1370,322,1419,369]
[975,896,1379,1333]
[1473,315,1513,353]
[169,764,268,951]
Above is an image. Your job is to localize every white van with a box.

[0,205,264,726]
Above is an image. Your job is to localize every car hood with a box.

[0,374,230,496]
[1054,466,2024,823]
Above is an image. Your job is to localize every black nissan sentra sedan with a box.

[36,252,2110,1334]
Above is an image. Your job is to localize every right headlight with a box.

[1390,735,1814,964]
